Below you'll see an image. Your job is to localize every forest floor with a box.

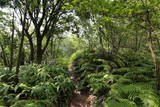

[69,68,97,107]
[70,90,96,107]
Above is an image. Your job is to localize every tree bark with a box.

[36,37,43,64]
[147,38,160,91]
[25,32,34,63]
[0,43,9,66]
[15,30,25,84]
[156,61,160,91]
[28,37,34,63]
[144,4,160,90]
[15,9,26,85]
[9,13,15,71]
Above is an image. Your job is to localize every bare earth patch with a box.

[70,90,97,107]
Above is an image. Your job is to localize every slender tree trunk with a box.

[155,36,160,51]
[147,28,160,91]
[135,29,138,52]
[0,43,8,66]
[36,37,43,64]
[50,37,53,57]
[137,35,142,51]
[10,13,15,71]
[25,29,35,63]
[29,44,34,63]
[15,31,25,85]
[27,36,34,63]
[156,61,160,91]
[15,31,25,84]
[15,11,26,85]
[20,50,25,65]
[147,38,160,90]
[99,27,104,50]
[144,7,160,90]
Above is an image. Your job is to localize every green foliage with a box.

[86,72,111,95]
[54,75,74,94]
[31,82,57,101]
[103,52,158,107]
[107,82,159,107]
[0,83,14,96]
[105,98,137,107]
[56,57,70,67]
[45,64,68,78]
[14,83,31,100]
[0,67,14,83]
[1,0,160,106]
[11,100,54,107]
[0,64,74,106]
[112,67,130,75]
[70,49,159,107]
[70,49,124,97]
[19,65,39,86]
[120,50,153,67]
[70,49,115,76]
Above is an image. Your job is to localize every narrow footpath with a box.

[68,68,97,107]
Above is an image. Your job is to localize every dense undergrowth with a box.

[0,49,160,107]
[0,63,75,107]
[70,49,160,107]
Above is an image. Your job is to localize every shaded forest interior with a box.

[0,0,160,107]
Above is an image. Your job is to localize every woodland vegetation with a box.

[0,0,160,107]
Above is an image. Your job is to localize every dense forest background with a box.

[0,0,160,107]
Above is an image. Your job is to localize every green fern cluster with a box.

[11,100,54,107]
[104,51,159,107]
[70,49,160,107]
[0,67,14,83]
[106,82,159,107]
[0,64,74,107]
[86,72,111,95]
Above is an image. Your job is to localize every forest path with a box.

[68,68,97,107]
[70,90,96,107]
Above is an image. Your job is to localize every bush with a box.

[0,64,75,106]
[0,67,14,83]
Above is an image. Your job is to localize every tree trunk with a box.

[50,37,53,57]
[147,32,160,91]
[15,30,25,85]
[0,43,9,66]
[156,61,160,91]
[10,13,15,71]
[36,37,43,64]
[20,50,25,65]
[144,6,160,91]
[15,10,26,85]
[27,36,34,63]
[29,44,34,63]
[156,36,160,51]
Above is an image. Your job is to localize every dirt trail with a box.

[68,68,97,107]
[70,90,96,107]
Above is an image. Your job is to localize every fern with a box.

[19,65,38,86]
[112,67,130,75]
[105,98,137,107]
[54,75,74,94]
[0,83,14,95]
[37,70,51,82]
[46,65,68,78]
[11,100,54,107]
[31,82,57,102]
[0,67,14,83]
[118,77,133,84]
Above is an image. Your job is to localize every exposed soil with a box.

[70,90,97,107]
[68,68,97,107]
